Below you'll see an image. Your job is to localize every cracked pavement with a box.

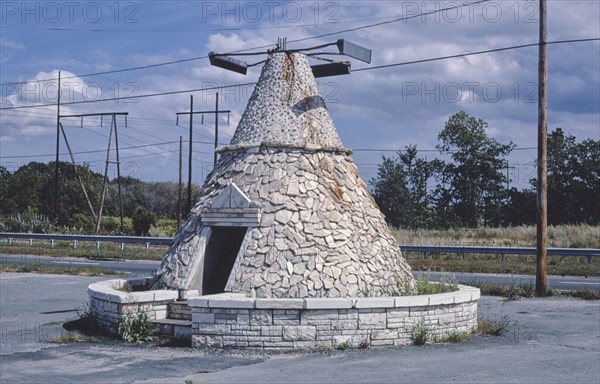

[1,272,598,384]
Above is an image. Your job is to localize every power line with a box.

[226,0,492,55]
[0,0,491,86]
[0,82,257,110]
[3,37,597,112]
[0,140,179,159]
[353,38,600,72]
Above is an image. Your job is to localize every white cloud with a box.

[0,38,25,50]
[1,1,597,183]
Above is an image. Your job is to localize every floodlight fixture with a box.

[311,62,351,78]
[208,38,371,77]
[208,51,248,75]
[336,39,372,64]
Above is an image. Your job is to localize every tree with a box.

[132,206,156,236]
[533,128,600,225]
[370,145,437,228]
[434,111,514,228]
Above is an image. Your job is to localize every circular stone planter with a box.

[188,285,479,349]
[89,278,479,349]
[88,278,178,334]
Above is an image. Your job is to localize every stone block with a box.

[333,334,367,348]
[193,334,223,348]
[394,295,429,308]
[358,312,386,329]
[371,329,398,340]
[188,297,210,308]
[304,298,353,309]
[262,341,294,348]
[332,319,358,331]
[354,297,395,309]
[370,339,394,346]
[197,324,230,335]
[250,310,273,325]
[256,298,305,309]
[154,309,168,320]
[261,326,283,337]
[302,309,339,321]
[209,298,255,309]
[283,326,317,341]
[192,312,215,324]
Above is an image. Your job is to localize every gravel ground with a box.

[1,272,598,384]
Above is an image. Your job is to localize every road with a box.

[1,272,599,384]
[2,253,599,291]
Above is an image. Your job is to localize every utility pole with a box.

[175,97,231,213]
[54,71,61,220]
[536,0,548,297]
[177,136,183,228]
[187,95,194,214]
[58,112,128,234]
[112,113,125,234]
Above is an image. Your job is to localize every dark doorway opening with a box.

[202,226,246,295]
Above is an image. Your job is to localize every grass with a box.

[406,254,600,277]
[466,281,599,301]
[1,224,597,277]
[52,302,112,344]
[0,263,124,276]
[443,331,472,343]
[470,281,538,300]
[478,315,511,336]
[411,321,430,346]
[391,224,599,248]
[0,240,166,261]
[394,224,600,277]
[566,289,600,300]
[414,271,458,294]
[336,341,351,350]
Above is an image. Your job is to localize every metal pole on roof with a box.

[214,92,219,168]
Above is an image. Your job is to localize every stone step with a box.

[168,301,192,321]
[151,318,192,341]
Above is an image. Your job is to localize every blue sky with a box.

[1,0,599,189]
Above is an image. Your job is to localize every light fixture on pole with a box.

[208,52,248,75]
[207,38,371,78]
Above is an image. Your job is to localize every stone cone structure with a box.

[151,52,416,298]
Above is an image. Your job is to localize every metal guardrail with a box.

[0,233,598,262]
[400,245,600,263]
[0,232,171,250]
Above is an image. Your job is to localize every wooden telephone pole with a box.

[175,94,230,213]
[536,0,548,296]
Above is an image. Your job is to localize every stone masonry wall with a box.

[152,147,416,298]
[189,285,480,349]
[151,51,417,297]
[88,278,178,334]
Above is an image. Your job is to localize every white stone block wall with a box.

[189,285,480,349]
[88,278,178,334]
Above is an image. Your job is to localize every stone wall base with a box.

[88,279,479,349]
[189,285,479,349]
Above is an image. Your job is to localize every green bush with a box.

[132,207,156,236]
[1,213,82,234]
[411,321,429,345]
[118,306,158,342]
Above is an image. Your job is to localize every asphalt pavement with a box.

[1,272,599,384]
[2,253,600,291]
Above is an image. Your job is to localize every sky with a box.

[1,0,599,190]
